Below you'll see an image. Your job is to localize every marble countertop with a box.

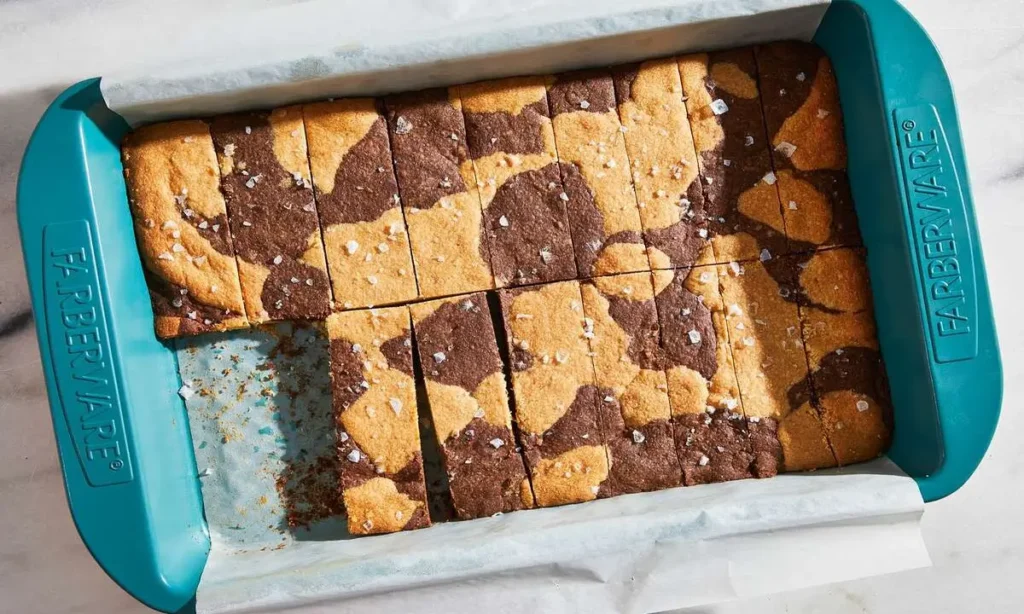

[1,1,1021,612]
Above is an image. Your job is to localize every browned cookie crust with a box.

[459,77,578,287]
[410,293,534,518]
[304,99,419,309]
[548,70,650,277]
[327,307,430,535]
[795,248,892,465]
[498,281,610,506]
[756,41,861,251]
[581,273,681,495]
[613,59,709,270]
[385,89,494,298]
[209,108,331,323]
[122,120,249,338]
[678,49,788,264]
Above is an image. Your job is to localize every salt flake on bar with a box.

[709,99,729,115]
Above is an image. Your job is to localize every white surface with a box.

[0,1,1021,613]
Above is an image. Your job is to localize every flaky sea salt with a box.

[347,449,361,462]
[688,329,702,344]
[763,171,777,185]
[632,430,646,444]
[395,116,413,134]
[710,99,729,115]
[856,400,870,412]
[699,455,710,466]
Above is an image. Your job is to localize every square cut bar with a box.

[580,273,681,495]
[458,77,578,287]
[716,255,837,472]
[385,89,494,298]
[409,293,534,518]
[326,307,430,535]
[613,58,709,270]
[209,107,331,322]
[795,248,892,465]
[498,280,610,507]
[121,120,249,338]
[652,265,779,484]
[678,49,789,264]
[304,99,418,309]
[756,41,861,252]
[547,70,650,277]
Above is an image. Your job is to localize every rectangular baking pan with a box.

[16,0,1001,611]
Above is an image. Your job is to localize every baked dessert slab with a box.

[121,120,249,338]
[459,77,578,287]
[613,58,709,270]
[385,89,495,298]
[678,49,789,265]
[409,292,534,518]
[304,98,418,310]
[209,107,331,323]
[756,41,861,252]
[547,70,650,277]
[580,272,682,495]
[326,307,430,535]
[498,280,610,507]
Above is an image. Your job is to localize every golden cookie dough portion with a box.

[717,257,836,471]
[459,77,578,287]
[547,70,649,276]
[798,248,891,465]
[326,307,429,534]
[499,281,610,507]
[385,89,494,298]
[122,120,248,338]
[304,99,418,309]
[678,49,788,264]
[613,59,708,270]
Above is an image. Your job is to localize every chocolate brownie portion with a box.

[304,99,418,309]
[121,120,248,338]
[410,293,534,518]
[459,77,578,287]
[327,307,430,535]
[210,107,331,322]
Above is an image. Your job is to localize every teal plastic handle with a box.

[818,0,1002,501]
[17,80,208,613]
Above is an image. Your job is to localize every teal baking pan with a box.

[16,0,1001,611]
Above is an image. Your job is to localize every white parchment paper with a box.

[150,1,929,611]
[100,0,830,125]
[177,325,927,614]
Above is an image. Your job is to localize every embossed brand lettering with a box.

[44,222,133,485]
[903,127,969,338]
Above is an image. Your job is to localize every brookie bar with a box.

[410,293,534,518]
[678,49,788,264]
[326,307,430,535]
[459,77,578,287]
[121,120,249,338]
[580,273,681,494]
[499,280,610,506]
[385,89,494,298]
[210,108,331,323]
[613,58,709,270]
[756,41,862,252]
[547,70,650,277]
[304,99,419,309]
[653,265,779,484]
